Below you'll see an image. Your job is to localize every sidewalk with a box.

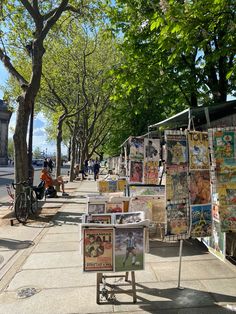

[0,179,236,314]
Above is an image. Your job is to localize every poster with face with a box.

[165,132,188,167]
[115,227,144,272]
[190,204,212,237]
[144,138,160,161]
[166,202,189,236]
[143,161,158,184]
[188,131,210,170]
[83,228,113,272]
[129,137,144,160]
[189,170,211,205]
[129,161,143,183]
[166,166,188,201]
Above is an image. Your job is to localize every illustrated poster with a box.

[129,196,153,220]
[129,161,143,183]
[144,138,160,161]
[219,205,236,232]
[188,131,210,170]
[106,202,123,213]
[117,179,127,192]
[88,203,106,215]
[129,137,144,160]
[165,132,188,167]
[189,170,211,205]
[129,185,165,197]
[108,180,118,192]
[115,227,144,272]
[212,129,236,162]
[143,161,158,184]
[190,204,212,237]
[166,202,189,235]
[98,181,109,193]
[166,166,188,201]
[83,228,113,272]
[114,212,144,224]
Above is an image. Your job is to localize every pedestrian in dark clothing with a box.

[43,158,48,168]
[93,162,100,181]
[48,158,53,172]
[84,159,89,174]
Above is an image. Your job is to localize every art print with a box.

[106,202,123,213]
[213,129,236,161]
[115,227,144,272]
[219,205,236,232]
[188,131,210,170]
[143,161,158,184]
[217,183,236,205]
[88,203,106,215]
[189,170,211,205]
[108,180,118,192]
[130,161,143,183]
[144,138,160,161]
[165,133,188,166]
[83,228,113,271]
[166,167,188,201]
[129,185,165,197]
[166,202,188,235]
[129,137,144,160]
[215,165,236,184]
[129,196,153,220]
[190,204,212,237]
[114,212,144,224]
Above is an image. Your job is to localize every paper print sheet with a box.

[212,129,236,162]
[129,185,165,197]
[115,227,144,272]
[114,212,144,224]
[106,202,123,213]
[83,228,113,271]
[190,204,212,237]
[83,214,113,224]
[165,132,188,167]
[129,196,153,220]
[189,170,211,205]
[143,161,158,184]
[166,202,189,236]
[166,167,188,201]
[144,138,160,161]
[219,205,236,232]
[129,137,144,160]
[129,161,143,183]
[88,203,106,215]
[188,131,210,170]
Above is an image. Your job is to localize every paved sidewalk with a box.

[0,179,236,313]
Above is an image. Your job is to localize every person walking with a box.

[93,161,100,181]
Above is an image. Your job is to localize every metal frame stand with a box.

[96,271,137,304]
[177,239,184,290]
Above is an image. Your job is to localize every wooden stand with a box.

[96,271,137,304]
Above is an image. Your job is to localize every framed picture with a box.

[87,203,106,214]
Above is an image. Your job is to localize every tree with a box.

[33,146,42,159]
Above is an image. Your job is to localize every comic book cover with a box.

[166,202,189,235]
[144,138,160,161]
[83,214,113,224]
[129,137,144,160]
[83,228,113,272]
[151,196,166,223]
[87,203,106,215]
[129,161,143,183]
[165,132,188,167]
[114,212,144,224]
[129,196,153,220]
[188,131,210,170]
[212,129,236,162]
[190,204,212,237]
[143,161,158,184]
[117,179,127,192]
[115,227,144,272]
[106,202,123,213]
[98,181,109,193]
[166,166,188,201]
[219,205,236,232]
[129,185,165,197]
[189,170,211,205]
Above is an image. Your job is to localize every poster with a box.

[215,164,236,184]
[129,196,153,220]
[188,131,209,170]
[218,205,236,232]
[106,202,123,213]
[115,227,144,272]
[144,138,160,161]
[83,214,113,224]
[166,167,188,201]
[129,161,143,183]
[143,161,158,184]
[212,129,236,162]
[165,132,188,167]
[117,179,127,192]
[166,202,188,235]
[190,204,212,237]
[108,180,118,192]
[98,181,109,193]
[88,203,106,214]
[129,184,165,197]
[189,170,211,205]
[217,183,236,205]
[129,137,144,160]
[83,228,113,272]
[114,212,144,224]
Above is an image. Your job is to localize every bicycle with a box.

[12,180,45,224]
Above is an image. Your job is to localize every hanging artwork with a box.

[188,131,210,170]
[166,201,189,236]
[189,170,211,205]
[143,161,158,184]
[190,204,212,237]
[165,131,188,167]
[212,129,236,162]
[129,160,143,183]
[83,228,113,272]
[129,137,144,160]
[166,167,188,201]
[108,180,118,192]
[144,138,160,161]
[218,205,236,232]
[115,227,144,272]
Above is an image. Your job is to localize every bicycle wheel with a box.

[30,190,38,216]
[15,192,29,223]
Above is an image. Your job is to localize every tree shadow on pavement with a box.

[0,238,34,250]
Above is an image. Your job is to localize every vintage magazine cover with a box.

[212,129,236,163]
[114,212,144,224]
[190,204,212,237]
[83,228,113,272]
[87,203,106,215]
[129,184,165,197]
[129,137,144,160]
[106,202,123,213]
[144,138,160,161]
[83,214,113,224]
[129,161,143,183]
[189,170,211,205]
[115,227,144,272]
[166,166,188,201]
[98,181,109,193]
[129,196,154,220]
[218,205,236,232]
[166,201,189,236]
[143,161,159,184]
[165,132,188,167]
[188,131,210,170]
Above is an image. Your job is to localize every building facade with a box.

[0,100,12,165]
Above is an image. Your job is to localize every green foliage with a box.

[33,147,42,159]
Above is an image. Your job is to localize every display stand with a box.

[96,271,137,304]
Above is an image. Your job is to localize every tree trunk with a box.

[56,119,63,178]
[69,124,78,182]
